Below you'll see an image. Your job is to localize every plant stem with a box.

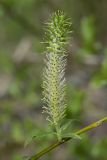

[29,116,107,160]
[55,124,62,141]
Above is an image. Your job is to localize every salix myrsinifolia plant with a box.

[42,11,72,141]
[27,11,107,160]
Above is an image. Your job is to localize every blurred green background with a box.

[0,0,107,160]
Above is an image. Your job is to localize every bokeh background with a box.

[0,0,107,160]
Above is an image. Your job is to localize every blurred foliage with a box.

[0,0,107,160]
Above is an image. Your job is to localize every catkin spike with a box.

[42,11,71,141]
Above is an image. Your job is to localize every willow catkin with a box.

[42,11,71,141]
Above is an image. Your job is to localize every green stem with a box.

[55,124,62,141]
[29,116,107,160]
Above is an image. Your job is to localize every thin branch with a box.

[29,116,107,160]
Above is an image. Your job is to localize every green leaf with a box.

[62,133,82,140]
[24,131,55,147]
[72,134,82,140]
[24,133,36,147]
[61,119,74,131]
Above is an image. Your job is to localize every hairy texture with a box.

[45,11,71,54]
[42,11,71,140]
[43,52,66,125]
